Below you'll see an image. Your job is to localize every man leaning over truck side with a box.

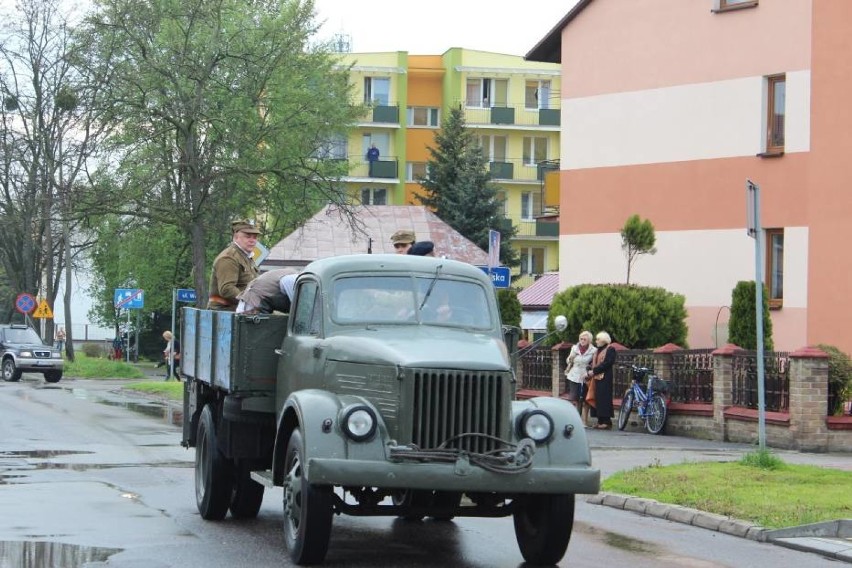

[207,219,261,311]
[236,268,300,314]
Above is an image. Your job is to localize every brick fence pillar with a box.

[551,342,573,397]
[712,343,741,441]
[788,346,830,452]
[652,343,683,385]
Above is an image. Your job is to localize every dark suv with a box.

[0,324,63,383]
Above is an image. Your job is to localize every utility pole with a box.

[746,179,767,450]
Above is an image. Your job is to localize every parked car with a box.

[0,324,63,383]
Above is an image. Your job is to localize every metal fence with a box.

[612,350,655,396]
[731,351,790,412]
[518,346,553,392]
[670,349,715,404]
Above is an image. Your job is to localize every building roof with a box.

[265,205,489,267]
[517,272,560,309]
[525,0,595,63]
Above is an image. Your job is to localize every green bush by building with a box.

[728,281,774,351]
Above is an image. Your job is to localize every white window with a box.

[364,77,390,106]
[466,78,508,108]
[525,80,552,110]
[523,136,548,165]
[479,135,507,162]
[521,191,542,220]
[361,187,388,205]
[407,107,439,127]
[362,133,390,162]
[406,162,428,182]
[519,247,545,275]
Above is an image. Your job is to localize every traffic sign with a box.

[32,299,54,319]
[252,242,270,265]
[477,266,511,289]
[15,293,36,314]
[176,288,197,303]
[114,288,144,309]
[487,230,501,269]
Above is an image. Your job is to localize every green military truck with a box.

[181,254,599,565]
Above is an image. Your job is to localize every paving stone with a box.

[601,493,628,509]
[719,519,757,538]
[645,501,670,519]
[624,497,655,514]
[665,505,697,524]
[693,512,730,531]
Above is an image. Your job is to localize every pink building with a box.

[527,0,852,352]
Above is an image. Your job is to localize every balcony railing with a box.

[457,101,561,127]
[344,155,399,179]
[514,219,559,238]
[358,101,400,125]
[488,159,547,182]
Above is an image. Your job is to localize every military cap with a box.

[407,241,435,256]
[390,229,415,245]
[231,219,261,234]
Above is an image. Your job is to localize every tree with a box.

[417,106,518,266]
[497,289,521,328]
[621,214,657,284]
[78,0,360,304]
[728,280,774,351]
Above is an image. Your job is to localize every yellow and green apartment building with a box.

[334,49,562,287]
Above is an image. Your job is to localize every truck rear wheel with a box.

[195,404,233,520]
[283,428,333,565]
[229,460,264,519]
[513,493,574,565]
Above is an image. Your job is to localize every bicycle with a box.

[617,365,668,435]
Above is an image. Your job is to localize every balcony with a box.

[457,101,561,129]
[358,101,400,125]
[488,159,547,182]
[345,155,399,180]
[514,218,559,239]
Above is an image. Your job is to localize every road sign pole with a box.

[746,179,767,451]
[170,288,177,380]
[126,310,131,364]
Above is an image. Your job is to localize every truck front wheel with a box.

[195,404,233,520]
[283,428,333,565]
[512,493,574,565]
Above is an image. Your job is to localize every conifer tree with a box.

[417,107,518,266]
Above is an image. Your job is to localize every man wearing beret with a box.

[390,229,415,254]
[207,220,261,310]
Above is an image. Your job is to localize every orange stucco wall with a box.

[406,129,437,162]
[560,154,809,235]
[805,0,852,349]
[562,0,812,98]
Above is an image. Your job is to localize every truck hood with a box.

[324,326,510,371]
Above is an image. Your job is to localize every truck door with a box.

[280,278,325,393]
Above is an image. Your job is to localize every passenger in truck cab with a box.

[236,268,300,315]
[390,230,415,254]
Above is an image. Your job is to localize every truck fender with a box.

[271,390,388,485]
[511,397,592,467]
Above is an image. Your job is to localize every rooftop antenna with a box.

[331,31,351,53]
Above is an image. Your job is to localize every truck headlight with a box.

[517,410,554,444]
[342,406,376,442]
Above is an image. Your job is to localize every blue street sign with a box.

[477,266,511,289]
[176,289,197,303]
[114,288,144,309]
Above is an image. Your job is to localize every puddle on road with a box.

[68,388,183,427]
[577,523,661,556]
[0,540,121,567]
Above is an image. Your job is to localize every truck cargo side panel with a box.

[213,311,233,390]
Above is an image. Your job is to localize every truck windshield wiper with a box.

[418,264,443,311]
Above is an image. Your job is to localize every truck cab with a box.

[182,254,599,566]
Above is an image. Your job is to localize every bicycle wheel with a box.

[645,393,667,435]
[617,391,634,431]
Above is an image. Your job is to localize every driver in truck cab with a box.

[207,219,260,310]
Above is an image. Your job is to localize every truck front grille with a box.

[412,370,507,453]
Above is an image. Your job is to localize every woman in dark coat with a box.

[587,331,616,429]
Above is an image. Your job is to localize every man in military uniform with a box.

[390,229,415,254]
[207,219,261,310]
[236,267,300,314]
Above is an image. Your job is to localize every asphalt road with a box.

[0,375,834,567]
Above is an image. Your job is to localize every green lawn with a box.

[602,452,852,529]
[64,353,146,379]
[122,381,184,401]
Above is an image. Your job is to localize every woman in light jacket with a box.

[565,331,597,425]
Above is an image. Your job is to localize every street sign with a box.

[32,299,54,319]
[176,288,197,303]
[114,288,144,309]
[252,242,270,265]
[477,266,511,289]
[15,293,36,314]
[487,230,501,269]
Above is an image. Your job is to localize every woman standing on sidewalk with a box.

[587,331,616,429]
[565,331,596,426]
[162,331,181,381]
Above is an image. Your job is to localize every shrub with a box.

[546,284,687,348]
[817,344,852,415]
[497,289,521,328]
[81,343,103,358]
[728,281,774,351]
[739,449,785,470]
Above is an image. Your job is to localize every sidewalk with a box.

[585,428,852,563]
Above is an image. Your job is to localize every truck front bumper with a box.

[307,456,600,495]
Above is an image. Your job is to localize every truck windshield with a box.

[332,276,492,329]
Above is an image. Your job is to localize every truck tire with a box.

[195,404,233,520]
[2,358,21,382]
[44,370,62,383]
[283,428,333,565]
[430,491,462,521]
[229,460,264,519]
[512,493,574,565]
[391,489,432,521]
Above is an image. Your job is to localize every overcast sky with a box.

[312,0,579,57]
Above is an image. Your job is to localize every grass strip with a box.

[64,353,145,379]
[122,381,184,401]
